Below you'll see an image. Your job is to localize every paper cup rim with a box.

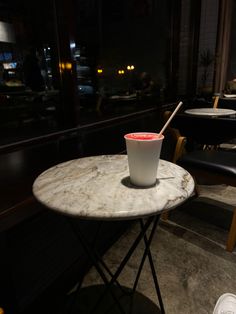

[124,132,164,141]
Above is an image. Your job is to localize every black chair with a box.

[160,111,186,164]
[178,150,236,252]
[218,97,236,110]
[161,110,236,252]
[171,109,236,252]
[214,96,236,151]
[160,111,189,221]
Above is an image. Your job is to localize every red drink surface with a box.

[125,133,162,140]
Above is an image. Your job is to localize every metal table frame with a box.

[68,214,165,314]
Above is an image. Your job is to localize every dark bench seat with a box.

[179,150,236,179]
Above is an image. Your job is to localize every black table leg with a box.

[68,215,165,314]
[140,219,165,313]
[68,220,126,314]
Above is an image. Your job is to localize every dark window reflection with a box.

[0,0,66,145]
[102,0,125,23]
[0,0,173,146]
[76,0,171,120]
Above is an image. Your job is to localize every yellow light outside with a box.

[65,62,72,70]
[118,70,125,75]
[59,62,65,70]
[97,69,103,74]
[127,65,135,71]
[59,62,72,72]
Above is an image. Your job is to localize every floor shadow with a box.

[161,211,236,262]
[66,284,161,314]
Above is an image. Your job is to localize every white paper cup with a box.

[124,132,164,187]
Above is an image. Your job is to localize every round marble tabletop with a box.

[33,155,195,221]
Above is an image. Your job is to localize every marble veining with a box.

[32,155,195,220]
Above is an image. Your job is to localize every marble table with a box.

[33,155,194,314]
[33,155,194,220]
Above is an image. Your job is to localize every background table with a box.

[33,155,194,313]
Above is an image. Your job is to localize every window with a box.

[0,0,174,146]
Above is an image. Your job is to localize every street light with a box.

[118,69,125,75]
[126,65,135,94]
[127,65,135,71]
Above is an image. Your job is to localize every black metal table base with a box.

[68,215,165,314]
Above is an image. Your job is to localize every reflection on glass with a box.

[0,0,171,146]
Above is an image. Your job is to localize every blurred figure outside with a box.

[134,71,161,99]
[23,48,45,92]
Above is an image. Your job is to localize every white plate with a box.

[185,108,236,116]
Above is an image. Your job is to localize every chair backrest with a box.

[203,96,219,150]
[160,111,186,163]
[213,95,219,108]
[213,94,236,110]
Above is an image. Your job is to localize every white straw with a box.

[159,101,183,135]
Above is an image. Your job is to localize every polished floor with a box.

[80,199,236,314]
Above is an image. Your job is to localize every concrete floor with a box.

[79,198,236,314]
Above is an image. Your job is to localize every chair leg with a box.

[226,207,236,252]
[161,212,169,221]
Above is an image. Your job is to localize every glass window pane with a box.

[0,0,173,146]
